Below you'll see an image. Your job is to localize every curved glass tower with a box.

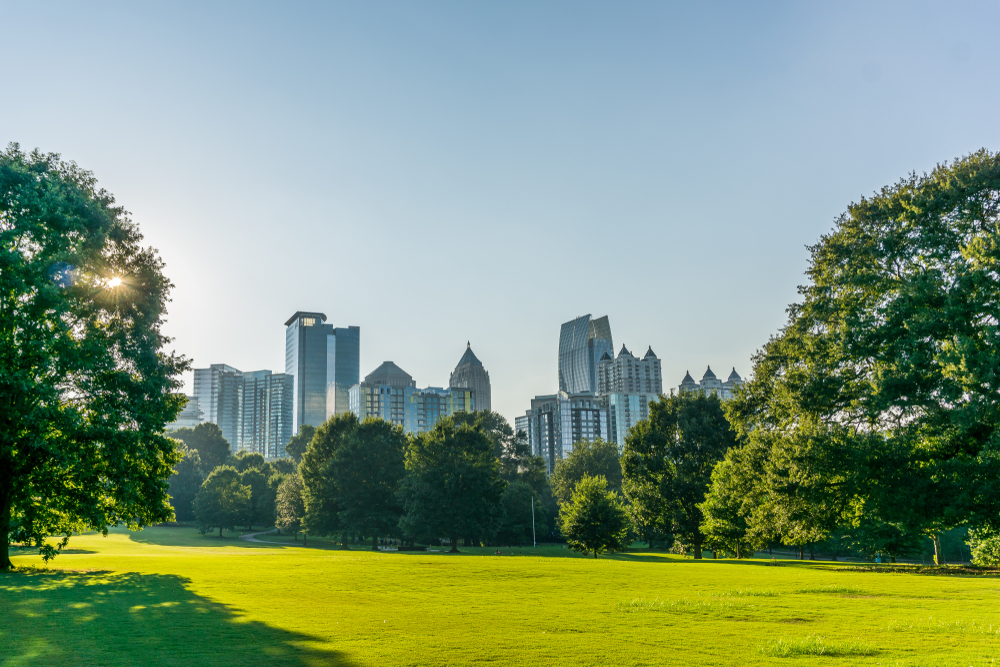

[558,314,613,394]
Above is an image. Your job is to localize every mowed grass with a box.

[4,527,1000,666]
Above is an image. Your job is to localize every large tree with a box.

[170,422,231,472]
[332,418,407,550]
[300,413,358,538]
[622,392,736,559]
[284,424,315,464]
[275,473,306,542]
[167,444,204,522]
[549,438,622,507]
[193,466,250,537]
[724,150,1000,564]
[1,145,187,568]
[398,417,505,552]
[559,475,631,558]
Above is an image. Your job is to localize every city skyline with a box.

[4,3,997,428]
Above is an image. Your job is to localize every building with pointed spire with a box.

[597,343,663,449]
[449,342,491,412]
[349,361,474,434]
[678,366,744,400]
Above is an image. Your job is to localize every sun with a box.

[108,276,123,288]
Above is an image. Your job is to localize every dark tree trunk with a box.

[304,533,307,546]
[798,545,804,560]
[693,532,703,559]
[219,526,223,537]
[450,534,459,553]
[294,531,298,541]
[932,534,944,565]
[736,543,742,559]
[594,550,598,559]
[1,495,13,570]
[372,535,379,551]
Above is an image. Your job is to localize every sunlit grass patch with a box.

[886,617,1000,636]
[616,596,756,616]
[795,584,868,595]
[758,634,875,657]
[711,588,778,597]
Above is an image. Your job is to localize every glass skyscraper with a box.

[285,311,360,434]
[558,314,613,394]
[239,370,294,459]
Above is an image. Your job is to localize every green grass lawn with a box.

[3,527,1000,666]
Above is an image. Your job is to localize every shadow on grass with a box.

[0,570,355,667]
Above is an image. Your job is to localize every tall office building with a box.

[192,364,243,450]
[240,370,294,459]
[284,311,360,434]
[449,342,491,412]
[349,361,475,434]
[558,314,613,394]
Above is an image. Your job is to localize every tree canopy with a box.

[170,422,231,471]
[300,413,358,538]
[167,444,204,522]
[722,149,1000,562]
[285,424,315,464]
[1,145,187,568]
[193,466,250,537]
[398,417,505,552]
[559,474,631,558]
[549,438,622,507]
[332,418,407,549]
[622,392,736,559]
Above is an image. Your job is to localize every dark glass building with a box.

[558,314,613,394]
[284,311,360,433]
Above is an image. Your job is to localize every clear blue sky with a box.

[4,1,999,425]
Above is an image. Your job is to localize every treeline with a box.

[697,150,1000,567]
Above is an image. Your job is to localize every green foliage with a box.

[622,392,735,559]
[0,144,188,568]
[332,418,407,549]
[550,438,622,506]
[300,413,358,537]
[496,480,547,546]
[170,422,231,472]
[559,475,631,558]
[967,527,1000,566]
[285,424,315,464]
[239,467,270,529]
[269,458,297,476]
[399,417,505,551]
[194,466,251,536]
[700,447,761,558]
[275,473,305,538]
[229,451,266,473]
[167,445,204,522]
[840,517,924,561]
[724,150,1000,547]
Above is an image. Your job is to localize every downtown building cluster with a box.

[170,311,491,458]
[516,314,743,474]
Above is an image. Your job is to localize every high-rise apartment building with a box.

[679,366,743,400]
[598,345,663,448]
[240,370,294,459]
[522,392,609,474]
[193,364,243,449]
[349,361,474,434]
[284,311,360,434]
[558,314,613,394]
[449,343,491,412]
[166,395,204,430]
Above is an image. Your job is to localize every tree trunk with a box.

[736,543,742,559]
[372,535,379,551]
[594,550,598,559]
[1,495,13,570]
[219,525,223,537]
[304,533,307,546]
[798,545,804,560]
[693,532,703,560]
[932,534,944,565]
[890,555,896,563]
[450,534,459,553]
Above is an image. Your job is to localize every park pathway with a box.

[240,529,278,544]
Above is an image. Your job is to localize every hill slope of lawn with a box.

[4,526,999,666]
